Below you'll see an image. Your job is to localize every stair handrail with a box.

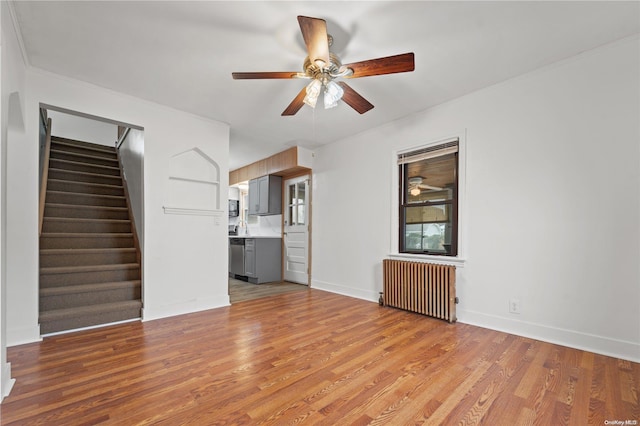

[115,147,143,270]
[115,127,131,151]
[38,117,53,236]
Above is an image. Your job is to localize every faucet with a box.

[238,219,249,236]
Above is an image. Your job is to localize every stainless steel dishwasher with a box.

[229,238,245,277]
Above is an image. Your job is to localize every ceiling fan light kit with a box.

[323,80,344,109]
[232,15,415,116]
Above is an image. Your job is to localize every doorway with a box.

[283,175,310,285]
[38,106,144,335]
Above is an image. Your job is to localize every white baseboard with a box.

[309,281,640,363]
[142,294,230,322]
[458,309,640,363]
[41,318,140,338]
[1,362,15,402]
[7,324,42,347]
[311,279,379,303]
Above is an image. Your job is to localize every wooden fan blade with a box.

[337,82,374,114]
[282,87,307,116]
[343,52,415,78]
[297,16,330,68]
[232,72,300,79]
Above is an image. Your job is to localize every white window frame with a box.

[389,131,467,267]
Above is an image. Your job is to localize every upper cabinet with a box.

[229,146,313,186]
[248,175,282,216]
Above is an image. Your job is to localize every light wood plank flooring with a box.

[229,277,308,303]
[1,289,638,425]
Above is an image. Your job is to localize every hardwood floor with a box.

[1,289,638,425]
[229,277,308,303]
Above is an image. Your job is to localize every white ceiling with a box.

[11,1,640,170]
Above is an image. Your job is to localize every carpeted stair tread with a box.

[41,232,134,238]
[48,177,123,188]
[44,203,130,220]
[51,136,116,152]
[40,247,138,268]
[49,158,121,176]
[39,300,142,334]
[41,247,137,255]
[46,190,125,200]
[40,233,135,249]
[47,178,124,193]
[42,217,132,234]
[39,300,142,321]
[46,191,127,208]
[50,149,120,167]
[40,280,141,311]
[48,168,122,185]
[40,280,141,297]
[51,140,117,158]
[40,263,140,275]
[44,217,130,224]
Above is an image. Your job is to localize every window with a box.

[399,140,458,256]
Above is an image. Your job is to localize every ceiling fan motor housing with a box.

[303,52,344,82]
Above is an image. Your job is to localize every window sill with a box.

[388,253,466,268]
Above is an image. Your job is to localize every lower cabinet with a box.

[244,238,282,284]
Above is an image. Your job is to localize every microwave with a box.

[228,199,239,217]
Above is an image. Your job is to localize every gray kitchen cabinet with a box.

[248,175,282,216]
[244,239,256,277]
[244,238,282,284]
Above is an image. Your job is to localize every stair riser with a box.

[40,286,141,311]
[40,251,138,268]
[47,180,124,197]
[50,150,120,168]
[40,236,135,250]
[46,192,127,208]
[40,268,141,288]
[49,159,121,176]
[51,142,117,160]
[39,306,141,335]
[44,205,130,220]
[49,169,122,186]
[42,220,132,234]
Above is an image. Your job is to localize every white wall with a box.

[119,128,144,246]
[312,36,640,362]
[48,110,118,147]
[4,66,230,345]
[0,0,26,398]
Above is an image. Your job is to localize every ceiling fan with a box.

[232,15,415,116]
[408,177,442,196]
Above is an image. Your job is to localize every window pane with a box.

[297,182,306,205]
[297,205,305,225]
[288,205,295,225]
[400,145,458,256]
[404,224,423,250]
[289,184,296,203]
[405,204,449,224]
[405,153,456,203]
[423,223,446,252]
[403,204,454,254]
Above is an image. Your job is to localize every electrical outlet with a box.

[509,298,521,314]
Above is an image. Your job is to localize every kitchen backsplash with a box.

[240,214,282,237]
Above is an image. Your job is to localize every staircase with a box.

[39,136,142,335]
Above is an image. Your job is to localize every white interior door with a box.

[284,175,309,284]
